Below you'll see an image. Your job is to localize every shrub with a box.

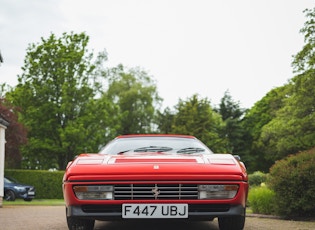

[268,147,315,219]
[248,186,276,215]
[5,169,64,199]
[248,171,268,187]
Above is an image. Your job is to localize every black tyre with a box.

[66,208,95,230]
[24,198,33,201]
[218,215,245,230]
[4,190,16,201]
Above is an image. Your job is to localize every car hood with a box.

[65,153,247,181]
[4,182,34,189]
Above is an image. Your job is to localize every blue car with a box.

[4,177,36,201]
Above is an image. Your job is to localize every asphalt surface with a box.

[1,205,315,230]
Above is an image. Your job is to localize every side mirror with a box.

[233,155,241,161]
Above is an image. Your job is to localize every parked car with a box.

[4,177,36,201]
[63,134,248,230]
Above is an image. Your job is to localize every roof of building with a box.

[0,117,9,127]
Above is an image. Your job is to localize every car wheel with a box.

[218,214,245,230]
[4,190,16,201]
[24,198,33,202]
[66,208,95,230]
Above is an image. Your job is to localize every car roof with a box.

[115,134,196,139]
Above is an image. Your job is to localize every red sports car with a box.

[63,134,248,230]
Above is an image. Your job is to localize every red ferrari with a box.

[63,134,248,230]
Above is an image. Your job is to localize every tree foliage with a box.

[240,8,315,171]
[0,98,27,168]
[241,86,288,172]
[4,32,163,170]
[156,107,174,134]
[165,94,226,152]
[215,90,246,154]
[105,65,162,135]
[258,8,315,162]
[6,32,114,169]
[268,148,315,218]
[292,8,315,73]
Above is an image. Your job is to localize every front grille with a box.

[27,187,35,192]
[114,184,198,200]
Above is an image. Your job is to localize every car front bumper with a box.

[66,203,245,221]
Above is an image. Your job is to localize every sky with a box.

[0,0,314,109]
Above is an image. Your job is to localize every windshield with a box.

[99,136,213,155]
[4,177,16,184]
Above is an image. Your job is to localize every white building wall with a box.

[0,123,7,206]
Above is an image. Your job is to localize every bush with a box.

[268,147,315,219]
[248,186,276,215]
[5,169,64,199]
[248,171,268,187]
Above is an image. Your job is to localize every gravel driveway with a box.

[1,205,315,230]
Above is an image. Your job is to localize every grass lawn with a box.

[3,199,65,206]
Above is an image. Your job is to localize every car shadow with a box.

[94,219,219,230]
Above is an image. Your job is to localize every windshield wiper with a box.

[177,147,205,154]
[116,149,132,155]
[134,146,173,152]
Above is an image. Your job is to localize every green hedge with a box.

[248,186,276,215]
[5,169,64,199]
[268,147,315,219]
[248,171,268,187]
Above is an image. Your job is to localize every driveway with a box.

[1,205,315,230]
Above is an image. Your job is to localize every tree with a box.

[236,8,315,172]
[171,94,226,152]
[0,98,27,168]
[259,8,315,161]
[105,65,162,135]
[156,107,175,134]
[292,8,315,73]
[215,91,246,154]
[6,32,114,169]
[241,86,288,172]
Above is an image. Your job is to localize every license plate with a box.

[28,191,35,195]
[122,204,188,218]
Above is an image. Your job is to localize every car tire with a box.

[218,214,245,230]
[66,208,95,230]
[4,190,16,201]
[24,198,33,201]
